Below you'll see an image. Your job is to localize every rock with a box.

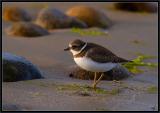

[3,6,31,22]
[35,8,87,29]
[5,22,49,37]
[2,104,22,111]
[114,3,157,13]
[66,5,112,29]
[3,52,43,82]
[69,64,131,80]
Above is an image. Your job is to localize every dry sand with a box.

[2,2,158,111]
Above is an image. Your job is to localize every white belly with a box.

[74,57,117,72]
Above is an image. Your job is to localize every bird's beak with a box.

[64,47,70,51]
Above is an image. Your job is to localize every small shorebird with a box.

[64,39,131,89]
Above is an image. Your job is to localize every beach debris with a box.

[146,86,158,94]
[71,27,108,36]
[2,52,43,82]
[5,22,49,37]
[57,83,121,95]
[114,3,157,13]
[66,5,112,29]
[77,91,91,96]
[132,40,141,44]
[69,64,130,80]
[3,6,31,22]
[35,8,87,29]
[123,55,158,74]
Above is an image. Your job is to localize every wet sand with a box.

[2,2,158,111]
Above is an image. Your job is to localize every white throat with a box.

[70,43,87,56]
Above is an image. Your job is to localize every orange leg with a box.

[92,73,104,90]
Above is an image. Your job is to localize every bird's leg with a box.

[93,73,104,89]
[92,72,97,89]
[94,72,97,84]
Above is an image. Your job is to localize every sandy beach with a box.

[2,2,158,111]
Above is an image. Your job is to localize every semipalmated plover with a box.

[64,39,131,89]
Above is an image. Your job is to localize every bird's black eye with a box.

[72,45,78,49]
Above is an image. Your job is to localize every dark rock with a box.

[66,5,112,29]
[2,104,21,111]
[69,64,131,80]
[114,3,157,13]
[5,22,49,37]
[35,8,87,29]
[3,52,43,82]
[3,6,31,22]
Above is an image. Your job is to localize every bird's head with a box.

[64,39,87,55]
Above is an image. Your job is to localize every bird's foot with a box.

[92,83,97,91]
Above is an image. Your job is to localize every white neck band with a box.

[73,42,87,56]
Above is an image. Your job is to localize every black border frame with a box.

[1,0,159,112]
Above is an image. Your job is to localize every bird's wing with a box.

[86,47,130,63]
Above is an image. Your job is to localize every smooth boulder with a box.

[114,3,157,13]
[69,64,131,80]
[5,22,49,37]
[66,5,112,29]
[3,52,43,82]
[3,6,31,22]
[35,8,87,29]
